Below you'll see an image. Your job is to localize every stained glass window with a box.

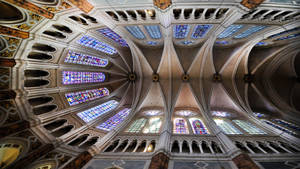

[77,35,117,55]
[273,119,300,131]
[144,110,161,116]
[173,118,189,134]
[64,50,108,67]
[144,25,161,39]
[191,25,212,39]
[189,118,209,134]
[62,71,105,85]
[97,108,131,131]
[147,41,158,45]
[65,88,109,106]
[234,25,267,39]
[218,25,244,39]
[176,110,195,117]
[253,112,265,118]
[77,100,118,123]
[212,111,230,117]
[233,120,266,134]
[97,28,128,47]
[127,118,147,133]
[215,41,229,45]
[256,42,268,46]
[274,33,300,41]
[180,40,193,45]
[143,117,162,133]
[268,27,300,39]
[214,119,242,134]
[125,26,145,39]
[173,25,190,39]
[263,120,297,136]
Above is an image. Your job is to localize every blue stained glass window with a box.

[97,108,131,131]
[97,28,128,47]
[263,120,297,136]
[77,100,119,123]
[218,25,244,39]
[173,25,190,39]
[62,71,105,85]
[273,119,300,131]
[274,32,300,41]
[253,112,265,118]
[212,111,231,117]
[125,26,145,39]
[233,120,266,134]
[256,42,268,46]
[214,119,242,134]
[64,50,108,67]
[77,35,117,55]
[234,25,267,39]
[144,25,161,39]
[173,118,189,134]
[215,41,229,45]
[147,41,158,45]
[268,27,300,39]
[191,25,212,39]
[180,40,193,45]
[65,88,109,106]
[189,118,209,134]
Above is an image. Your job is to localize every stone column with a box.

[232,153,260,169]
[7,144,55,169]
[148,152,169,169]
[0,120,30,139]
[62,151,93,169]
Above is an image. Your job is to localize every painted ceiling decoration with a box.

[1,0,300,169]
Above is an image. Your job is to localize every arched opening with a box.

[25,70,49,77]
[32,44,56,52]
[125,140,137,152]
[43,31,66,39]
[80,14,97,23]
[205,8,216,19]
[135,141,146,152]
[33,105,57,115]
[171,141,180,153]
[194,8,204,19]
[44,119,67,131]
[115,140,128,152]
[257,141,275,153]
[235,141,250,153]
[146,141,155,153]
[216,8,228,19]
[267,141,287,153]
[184,8,192,19]
[28,52,52,60]
[79,137,98,149]
[137,10,146,20]
[105,11,119,21]
[192,141,201,153]
[53,25,72,33]
[126,10,137,20]
[68,134,89,146]
[69,16,88,25]
[51,125,73,137]
[211,141,223,153]
[279,141,300,153]
[202,141,211,153]
[182,141,190,153]
[28,96,53,106]
[104,140,119,152]
[116,11,128,21]
[0,143,23,168]
[173,9,181,19]
[0,2,24,23]
[24,79,49,88]
[246,142,263,153]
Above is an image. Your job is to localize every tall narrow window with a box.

[143,117,162,133]
[97,28,128,47]
[214,119,242,134]
[65,88,109,106]
[218,25,244,39]
[212,111,231,117]
[62,71,105,85]
[263,120,297,136]
[173,118,189,134]
[97,108,131,131]
[125,26,145,39]
[191,25,212,39]
[234,25,267,39]
[173,25,190,39]
[64,50,108,67]
[77,100,118,123]
[233,120,266,134]
[272,119,300,131]
[127,118,147,133]
[144,25,162,39]
[77,35,117,55]
[189,118,209,134]
[274,33,300,41]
